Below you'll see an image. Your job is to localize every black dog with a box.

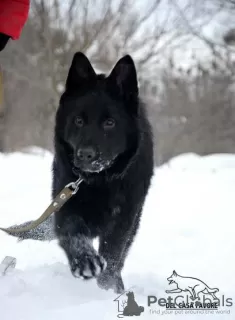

[5,52,153,293]
[123,292,144,316]
[52,52,154,293]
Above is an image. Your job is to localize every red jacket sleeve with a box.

[0,0,30,40]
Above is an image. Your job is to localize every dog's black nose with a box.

[77,147,96,162]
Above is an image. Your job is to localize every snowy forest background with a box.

[1,0,235,165]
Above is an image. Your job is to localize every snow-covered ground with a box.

[0,149,234,319]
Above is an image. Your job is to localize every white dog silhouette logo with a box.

[166,271,219,301]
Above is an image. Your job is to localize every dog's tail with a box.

[0,215,56,241]
[206,287,219,294]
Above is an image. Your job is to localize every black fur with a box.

[52,52,153,293]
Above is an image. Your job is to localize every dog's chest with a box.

[74,183,125,226]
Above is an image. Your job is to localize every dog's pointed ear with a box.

[173,270,178,276]
[66,52,96,91]
[108,55,138,99]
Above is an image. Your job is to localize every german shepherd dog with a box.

[52,52,154,293]
[8,52,154,294]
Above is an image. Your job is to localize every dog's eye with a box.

[103,118,115,130]
[75,116,84,127]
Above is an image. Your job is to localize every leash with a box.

[0,177,83,235]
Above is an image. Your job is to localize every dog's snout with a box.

[77,147,96,162]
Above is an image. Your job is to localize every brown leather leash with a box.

[0,177,83,235]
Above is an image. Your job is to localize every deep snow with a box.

[0,148,234,319]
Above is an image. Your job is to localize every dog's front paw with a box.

[70,252,107,280]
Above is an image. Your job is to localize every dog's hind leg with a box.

[202,288,218,300]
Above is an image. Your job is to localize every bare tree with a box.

[121,300,127,309]
[2,0,235,164]
[146,58,235,164]
[0,0,194,152]
[168,0,235,70]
